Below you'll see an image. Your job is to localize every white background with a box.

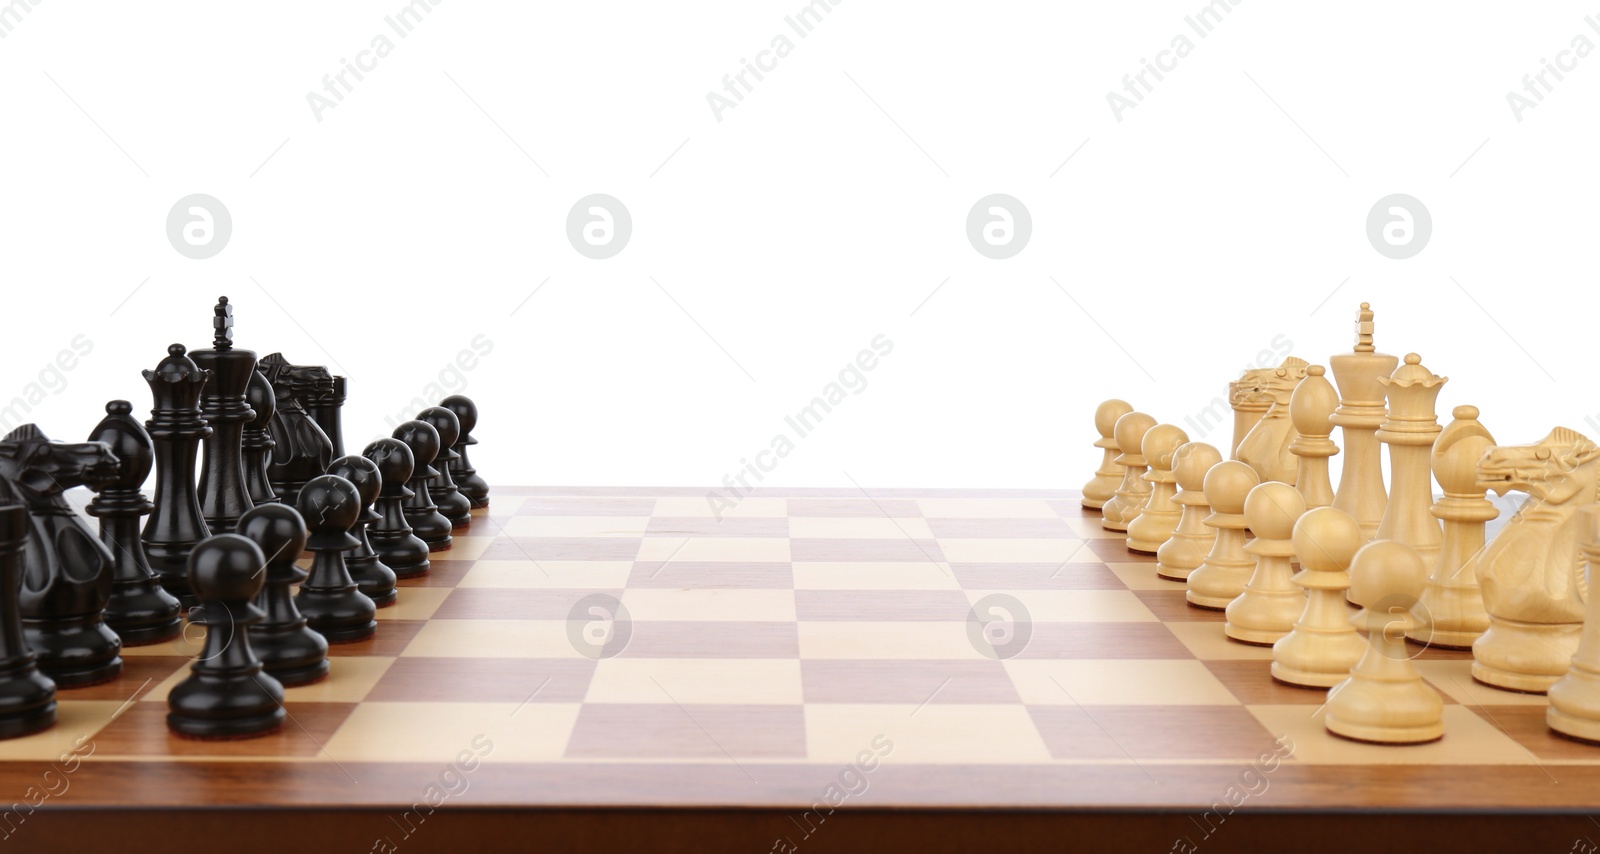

[1,0,1595,492]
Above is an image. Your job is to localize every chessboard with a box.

[8,486,1600,853]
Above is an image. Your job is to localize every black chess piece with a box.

[294,475,377,642]
[0,504,57,739]
[417,406,471,530]
[327,455,397,608]
[0,425,123,687]
[242,366,278,506]
[392,420,452,551]
[166,533,285,739]
[440,394,489,510]
[260,354,334,507]
[362,439,429,579]
[85,401,182,646]
[238,503,328,687]
[192,297,257,534]
[306,375,348,459]
[142,344,214,607]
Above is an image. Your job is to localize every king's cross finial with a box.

[213,296,233,350]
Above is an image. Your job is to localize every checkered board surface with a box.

[8,486,1600,812]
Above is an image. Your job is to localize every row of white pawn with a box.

[1081,397,1600,747]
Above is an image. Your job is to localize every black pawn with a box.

[440,394,489,510]
[166,533,284,739]
[393,421,452,551]
[191,296,257,534]
[142,344,214,607]
[0,425,124,687]
[418,406,471,530]
[241,366,278,506]
[363,439,429,579]
[327,455,397,608]
[85,401,182,645]
[0,505,57,739]
[294,475,376,642]
[238,503,328,687]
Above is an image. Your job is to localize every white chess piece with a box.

[1374,354,1446,572]
[1157,442,1222,581]
[1127,424,1189,554]
[1548,505,1600,743]
[1225,482,1307,645]
[1082,399,1132,511]
[1273,506,1368,687]
[1289,365,1339,510]
[1408,405,1497,648]
[1330,303,1399,541]
[1101,412,1156,534]
[1186,461,1261,610]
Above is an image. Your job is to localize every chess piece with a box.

[0,504,57,738]
[418,406,472,530]
[306,375,348,459]
[239,503,329,687]
[260,354,334,507]
[1081,399,1132,511]
[393,420,453,550]
[1236,357,1310,484]
[1408,406,1497,648]
[1471,427,1596,692]
[1289,365,1339,510]
[327,455,397,608]
[241,367,278,506]
[1126,424,1189,554]
[1374,354,1446,572]
[0,426,124,687]
[191,297,257,534]
[1324,539,1444,744]
[1272,507,1368,687]
[1100,411,1156,533]
[1225,482,1308,645]
[142,343,214,606]
[1228,372,1271,459]
[294,475,377,643]
[166,533,285,739]
[363,439,430,578]
[1156,442,1222,581]
[1187,461,1261,609]
[1549,505,1600,743]
[1330,303,1400,540]
[442,395,490,510]
[84,401,182,645]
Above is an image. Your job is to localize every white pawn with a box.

[1082,399,1133,511]
[1127,424,1189,554]
[1157,442,1223,581]
[1225,482,1307,645]
[1186,461,1260,610]
[1101,412,1156,533]
[1272,507,1368,687]
[1289,365,1339,510]
[1325,540,1444,744]
[1548,505,1600,743]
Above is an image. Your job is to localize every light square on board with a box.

[804,703,1051,764]
[917,498,1058,519]
[565,704,807,760]
[442,535,495,561]
[937,538,1092,564]
[616,621,801,658]
[1010,623,1195,660]
[625,561,794,590]
[619,588,797,622]
[924,518,1077,539]
[947,563,1124,591]
[653,496,788,518]
[432,588,625,621]
[1415,660,1548,706]
[794,590,973,622]
[645,517,790,538]
[800,660,1021,704]
[325,702,581,763]
[636,537,791,563]
[787,516,935,540]
[791,562,959,591]
[1004,659,1241,706]
[377,587,452,621]
[960,589,1159,623]
[500,516,652,538]
[585,658,804,704]
[0,701,129,761]
[1247,704,1537,765]
[458,559,634,589]
[401,619,583,658]
[1107,563,1188,591]
[1166,621,1274,661]
[1061,517,1125,540]
[789,538,947,563]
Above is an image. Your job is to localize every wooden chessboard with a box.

[7,487,1600,853]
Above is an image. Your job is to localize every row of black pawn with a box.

[0,401,489,741]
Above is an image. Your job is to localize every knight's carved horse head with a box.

[0,425,120,507]
[1478,427,1600,506]
[1229,357,1309,408]
[260,353,334,409]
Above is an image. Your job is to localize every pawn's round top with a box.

[189,533,269,603]
[440,394,478,437]
[1173,442,1223,492]
[237,503,307,564]
[328,455,381,507]
[1111,412,1157,467]
[1289,365,1339,435]
[297,474,362,550]
[363,438,415,494]
[1348,539,1428,614]
[1244,482,1306,540]
[392,420,442,477]
[1292,506,1362,573]
[417,407,462,462]
[1094,399,1133,440]
[1140,424,1189,473]
[1202,460,1260,515]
